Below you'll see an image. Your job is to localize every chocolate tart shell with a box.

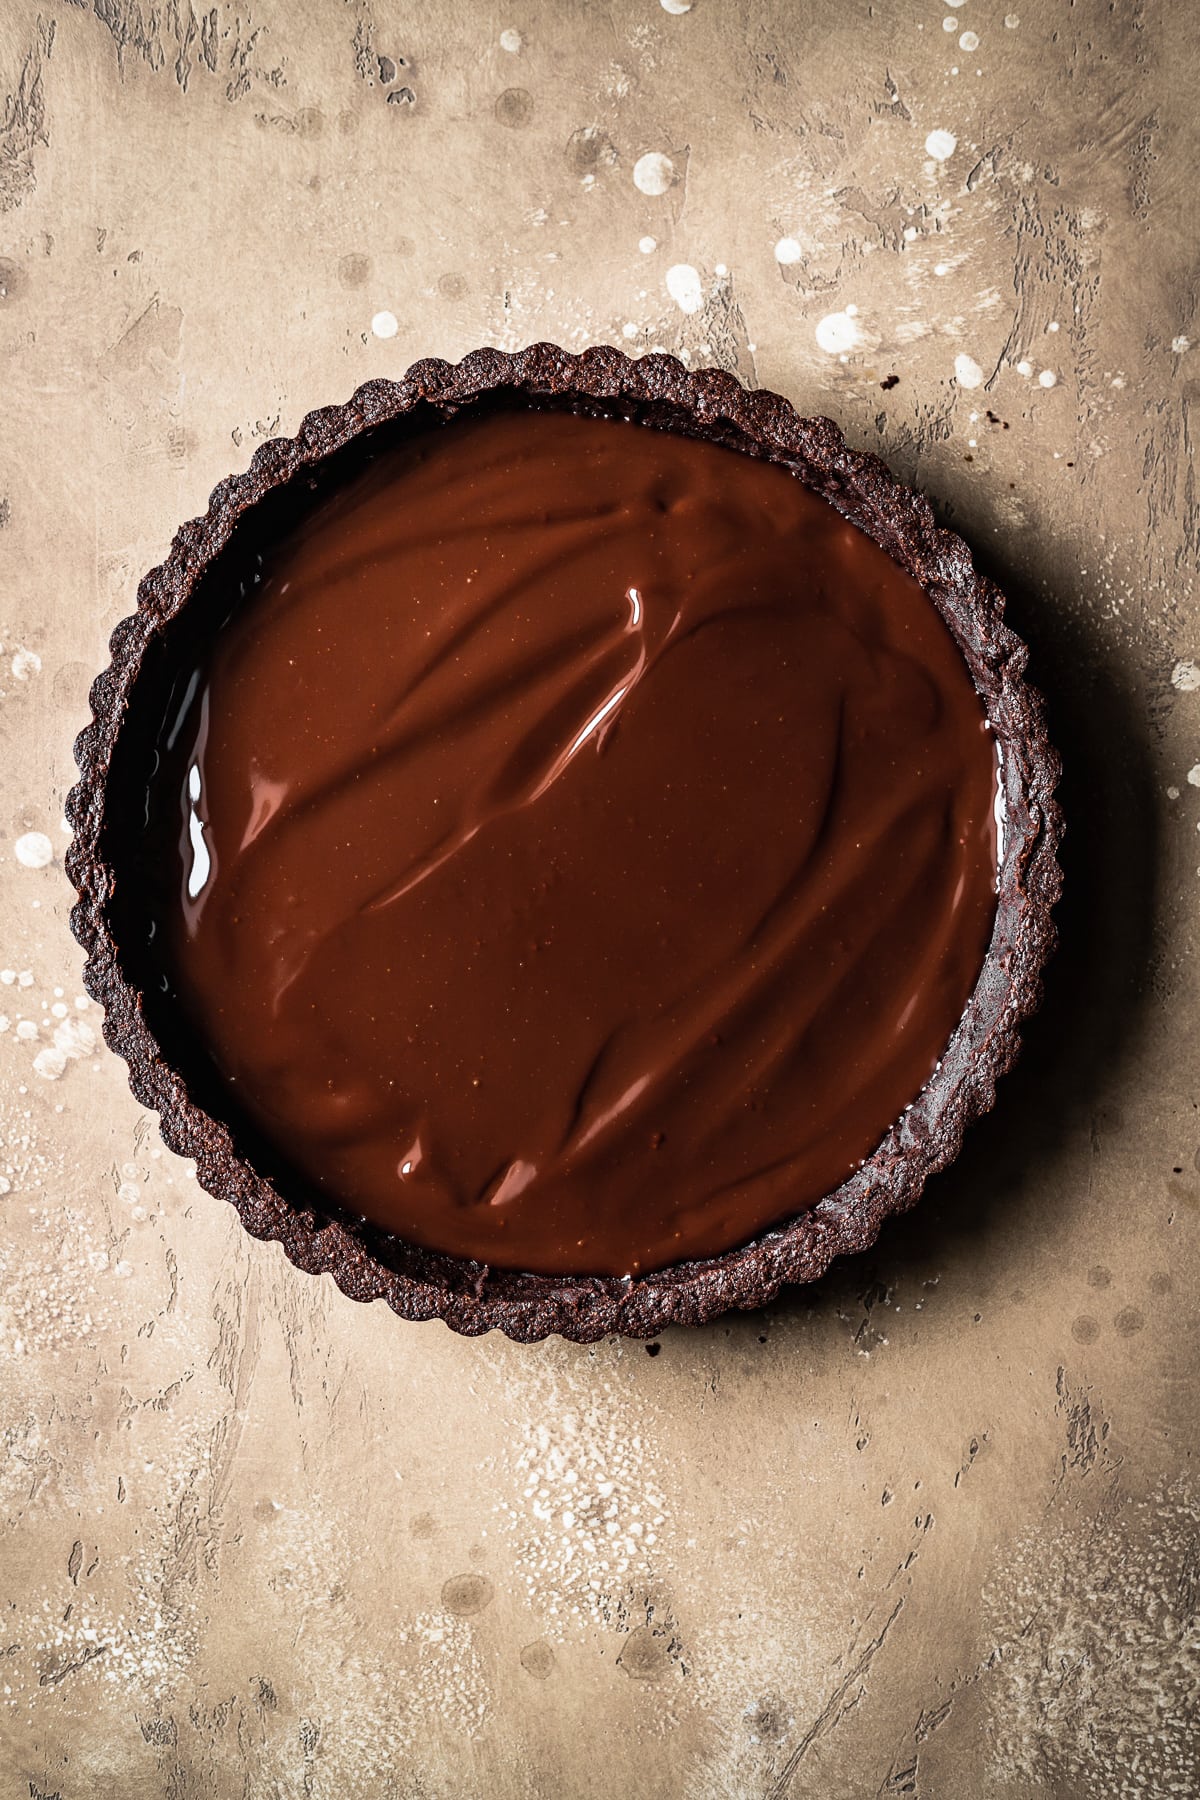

[66,344,1063,1342]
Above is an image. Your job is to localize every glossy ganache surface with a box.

[164,407,998,1276]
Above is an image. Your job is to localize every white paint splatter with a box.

[925,129,958,162]
[959,29,980,50]
[660,0,692,12]
[774,236,803,265]
[499,28,522,53]
[31,1015,98,1082]
[815,311,865,355]
[1171,660,1200,692]
[1005,13,1020,26]
[496,1350,673,1630]
[1172,334,1191,354]
[1038,368,1058,388]
[10,647,41,680]
[1187,765,1200,786]
[638,235,656,253]
[14,832,52,870]
[371,311,398,339]
[621,322,639,339]
[633,152,674,196]
[1016,359,1033,377]
[982,1480,1200,1798]
[954,353,984,389]
[943,16,957,30]
[665,263,703,314]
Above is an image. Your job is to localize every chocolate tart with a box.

[66,344,1062,1342]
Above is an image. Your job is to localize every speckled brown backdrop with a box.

[1,2,1198,1795]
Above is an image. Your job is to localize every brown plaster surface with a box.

[0,2,1197,1794]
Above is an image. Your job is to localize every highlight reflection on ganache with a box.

[170,408,999,1277]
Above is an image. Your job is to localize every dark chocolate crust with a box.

[66,344,1063,1342]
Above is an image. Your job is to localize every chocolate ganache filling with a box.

[165,407,998,1277]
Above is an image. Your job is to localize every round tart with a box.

[67,345,1062,1341]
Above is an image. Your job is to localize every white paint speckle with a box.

[10,647,41,681]
[815,311,865,355]
[499,28,522,53]
[955,354,984,389]
[1005,13,1020,26]
[1038,368,1058,388]
[1172,335,1191,354]
[633,152,674,196]
[1016,359,1033,377]
[774,236,803,265]
[638,235,657,254]
[14,832,52,870]
[1187,765,1200,787]
[1167,786,1181,800]
[959,30,980,51]
[31,1014,97,1081]
[621,322,639,340]
[943,16,957,30]
[1172,660,1200,692]
[925,129,958,162]
[496,1354,673,1632]
[371,311,398,339]
[934,261,950,276]
[665,263,703,314]
[660,0,692,12]
[982,1478,1200,1797]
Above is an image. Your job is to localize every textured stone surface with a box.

[0,2,1197,1795]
